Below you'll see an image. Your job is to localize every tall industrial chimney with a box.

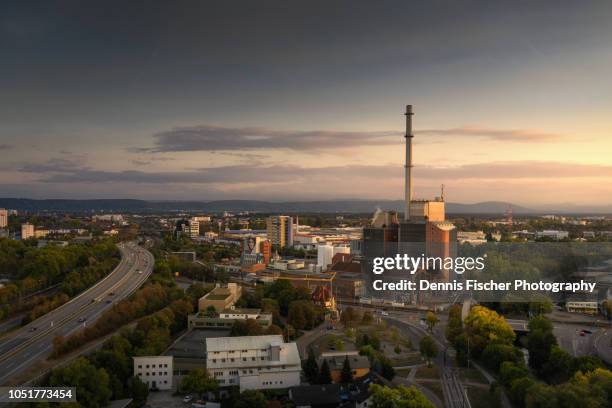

[404,104,414,221]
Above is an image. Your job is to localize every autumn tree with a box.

[463,306,515,358]
[425,311,439,333]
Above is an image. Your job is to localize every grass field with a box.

[415,365,440,380]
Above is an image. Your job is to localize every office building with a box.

[266,216,293,247]
[206,335,301,391]
[133,356,173,390]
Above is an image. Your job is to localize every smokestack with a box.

[404,104,414,221]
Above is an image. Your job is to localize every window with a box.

[261,357,264,361]
[252,357,256,361]
[230,358,234,362]
[221,359,226,362]
[242,358,246,361]
[146,365,150,368]
[212,359,216,363]
[138,365,142,369]
[152,364,156,368]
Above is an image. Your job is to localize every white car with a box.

[381,311,389,316]
[183,395,193,403]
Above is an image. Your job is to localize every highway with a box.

[0,241,154,385]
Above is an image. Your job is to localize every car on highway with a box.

[183,395,193,403]
[77,317,86,323]
[106,300,112,304]
[581,329,593,334]
[108,292,115,296]
[380,311,389,316]
[28,327,37,332]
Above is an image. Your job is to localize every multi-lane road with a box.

[0,241,154,385]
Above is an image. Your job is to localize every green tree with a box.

[128,376,149,406]
[180,368,218,398]
[541,346,573,384]
[499,362,529,387]
[317,359,332,384]
[48,357,112,408]
[508,376,536,408]
[419,335,438,367]
[525,315,556,375]
[481,343,523,372]
[302,350,319,384]
[446,304,463,344]
[362,311,374,325]
[234,389,267,408]
[341,356,353,383]
[369,383,435,408]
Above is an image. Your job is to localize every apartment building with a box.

[205,335,301,392]
[266,215,293,248]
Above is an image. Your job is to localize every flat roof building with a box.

[206,335,301,392]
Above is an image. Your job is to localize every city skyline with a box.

[1,1,612,206]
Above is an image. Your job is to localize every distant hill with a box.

[1,198,610,214]
[0,197,591,214]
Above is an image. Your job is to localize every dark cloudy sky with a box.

[1,0,611,206]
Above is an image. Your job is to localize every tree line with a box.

[0,238,120,323]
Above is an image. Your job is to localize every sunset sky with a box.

[1,1,611,207]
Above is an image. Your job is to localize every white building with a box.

[535,230,569,240]
[206,335,301,392]
[92,214,124,223]
[133,356,173,390]
[0,208,7,228]
[192,216,211,223]
[317,244,350,271]
[457,231,487,245]
[21,223,35,240]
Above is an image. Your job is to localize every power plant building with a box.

[362,105,457,297]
